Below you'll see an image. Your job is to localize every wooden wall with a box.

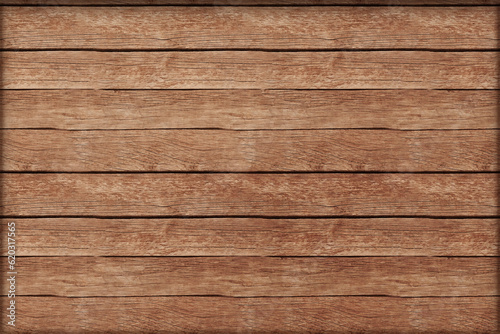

[1,1,499,332]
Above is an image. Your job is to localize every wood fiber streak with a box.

[4,0,500,4]
[8,218,497,256]
[3,90,498,130]
[3,51,497,89]
[3,129,497,172]
[3,7,497,50]
[1,297,497,333]
[2,173,497,217]
[5,257,497,297]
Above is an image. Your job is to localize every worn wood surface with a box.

[4,0,500,4]
[1,3,497,332]
[3,51,497,89]
[4,257,496,297]
[7,218,497,256]
[3,129,496,172]
[3,7,497,50]
[3,173,497,217]
[3,90,498,130]
[2,297,497,333]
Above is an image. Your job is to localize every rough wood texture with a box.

[1,296,496,333]
[3,129,496,172]
[3,7,497,50]
[4,0,500,4]
[8,218,497,256]
[3,51,497,89]
[1,3,498,332]
[5,257,496,297]
[3,173,497,217]
[3,90,498,130]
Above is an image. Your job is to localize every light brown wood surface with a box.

[3,51,497,89]
[3,7,497,50]
[5,257,496,297]
[1,2,497,332]
[3,173,497,217]
[3,90,498,130]
[4,0,500,4]
[1,296,496,333]
[7,218,497,256]
[3,129,496,172]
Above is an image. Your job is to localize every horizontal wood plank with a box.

[3,173,497,216]
[3,51,496,89]
[7,218,497,256]
[3,129,496,172]
[3,7,497,50]
[3,0,500,4]
[3,90,498,130]
[5,257,497,297]
[2,296,496,333]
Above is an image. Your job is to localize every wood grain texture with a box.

[5,257,496,297]
[3,173,497,217]
[5,90,497,130]
[3,7,497,50]
[7,218,497,256]
[3,51,497,89]
[1,3,498,333]
[3,129,496,172]
[4,0,500,4]
[2,296,496,333]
